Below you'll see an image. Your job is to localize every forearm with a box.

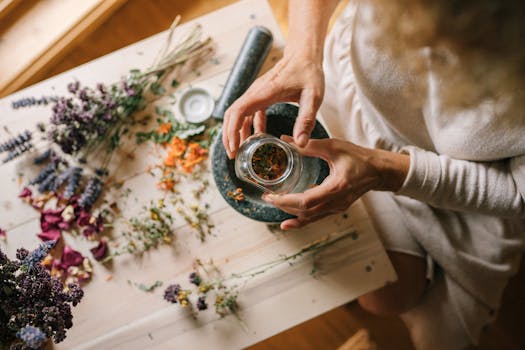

[286,0,340,62]
[397,147,525,217]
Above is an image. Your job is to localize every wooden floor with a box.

[7,1,525,349]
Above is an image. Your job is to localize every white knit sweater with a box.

[349,3,525,218]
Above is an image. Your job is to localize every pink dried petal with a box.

[0,228,6,240]
[38,229,61,242]
[19,187,32,198]
[77,211,92,226]
[57,221,71,230]
[42,207,64,216]
[43,214,62,224]
[61,245,84,268]
[90,240,107,261]
[40,220,55,231]
[82,226,96,238]
[95,215,105,233]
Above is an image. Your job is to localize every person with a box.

[223,0,525,349]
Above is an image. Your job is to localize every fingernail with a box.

[229,140,236,154]
[297,133,308,147]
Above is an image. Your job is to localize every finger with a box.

[253,110,267,134]
[280,210,333,230]
[225,77,287,156]
[240,115,253,145]
[222,110,232,158]
[263,177,338,210]
[294,88,321,147]
[281,135,333,162]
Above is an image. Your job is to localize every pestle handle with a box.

[212,26,273,120]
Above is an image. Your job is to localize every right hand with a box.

[222,50,325,159]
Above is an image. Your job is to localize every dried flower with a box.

[33,149,53,165]
[164,284,182,304]
[64,167,82,199]
[90,240,107,261]
[78,177,103,208]
[60,245,84,269]
[0,243,83,346]
[11,95,58,109]
[189,272,202,286]
[16,325,47,349]
[22,240,56,271]
[196,296,208,311]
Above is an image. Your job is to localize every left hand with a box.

[263,136,409,230]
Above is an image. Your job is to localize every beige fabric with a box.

[320,2,525,348]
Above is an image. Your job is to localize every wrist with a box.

[370,148,410,192]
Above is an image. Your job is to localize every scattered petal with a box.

[38,229,61,242]
[90,240,107,261]
[61,245,84,268]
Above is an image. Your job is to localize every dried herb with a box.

[0,241,83,348]
[251,143,287,181]
[163,231,357,319]
[227,187,245,202]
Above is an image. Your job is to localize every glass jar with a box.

[235,133,306,194]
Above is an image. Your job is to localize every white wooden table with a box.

[0,1,396,349]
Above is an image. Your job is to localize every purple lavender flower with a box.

[0,130,33,163]
[1,243,84,346]
[67,81,80,94]
[22,240,56,271]
[196,296,208,311]
[78,176,103,208]
[51,167,73,192]
[64,167,82,199]
[66,283,84,306]
[164,284,181,304]
[11,96,58,109]
[30,163,56,185]
[38,172,58,193]
[16,325,47,349]
[189,272,202,286]
[33,149,53,165]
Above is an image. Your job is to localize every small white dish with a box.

[177,87,215,124]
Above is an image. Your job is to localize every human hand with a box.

[222,51,325,159]
[263,136,410,230]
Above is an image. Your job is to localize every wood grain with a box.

[0,0,127,97]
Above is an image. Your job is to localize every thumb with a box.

[293,89,321,147]
[281,135,332,161]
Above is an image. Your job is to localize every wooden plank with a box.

[0,0,127,97]
[0,0,22,20]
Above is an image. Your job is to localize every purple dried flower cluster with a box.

[163,269,238,317]
[0,242,84,348]
[0,130,33,163]
[47,76,145,156]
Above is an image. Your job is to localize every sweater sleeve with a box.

[396,146,525,217]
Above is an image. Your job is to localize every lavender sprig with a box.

[11,96,58,109]
[30,163,56,186]
[64,167,82,199]
[0,130,33,163]
[78,176,103,208]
